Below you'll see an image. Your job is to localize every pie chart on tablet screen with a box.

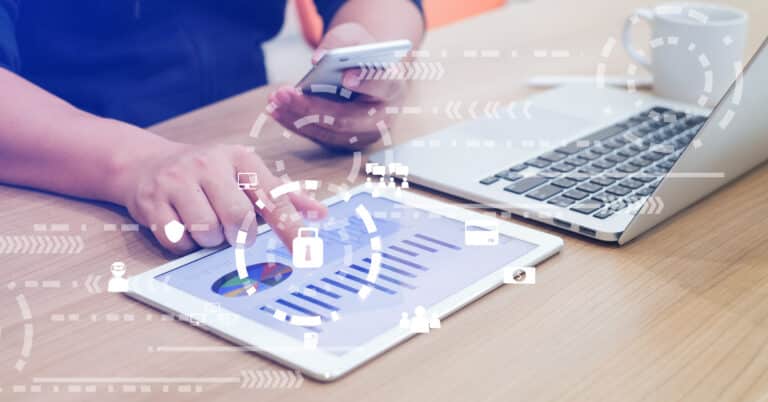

[211,262,293,297]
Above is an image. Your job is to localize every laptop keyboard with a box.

[478,107,707,219]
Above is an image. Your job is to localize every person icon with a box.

[365,177,373,188]
[410,306,430,334]
[107,261,129,293]
[401,178,410,189]
[399,312,411,329]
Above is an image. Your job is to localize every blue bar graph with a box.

[381,252,429,271]
[389,245,419,257]
[362,258,418,278]
[321,277,358,294]
[402,239,437,253]
[348,264,417,289]
[307,284,341,299]
[335,271,397,295]
[414,233,462,250]
[292,292,340,311]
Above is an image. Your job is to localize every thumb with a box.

[312,22,376,64]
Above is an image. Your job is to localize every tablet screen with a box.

[156,193,536,355]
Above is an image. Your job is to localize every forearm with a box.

[329,0,424,46]
[0,68,174,204]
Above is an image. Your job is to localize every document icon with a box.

[464,220,499,246]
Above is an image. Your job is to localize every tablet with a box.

[127,186,562,381]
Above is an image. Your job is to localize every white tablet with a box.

[127,186,562,381]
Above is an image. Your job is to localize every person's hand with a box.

[268,22,407,151]
[111,141,327,255]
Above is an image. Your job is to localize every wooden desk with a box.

[2,0,767,400]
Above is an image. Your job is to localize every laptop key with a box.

[579,150,601,161]
[619,178,644,190]
[658,160,675,170]
[606,170,629,180]
[540,151,567,162]
[565,156,589,167]
[509,163,528,172]
[570,200,604,215]
[636,186,655,196]
[526,184,562,201]
[576,182,601,193]
[495,171,523,181]
[555,143,584,155]
[564,171,589,181]
[604,153,627,164]
[591,145,611,155]
[629,142,650,153]
[629,158,652,168]
[548,196,575,208]
[616,164,640,173]
[617,148,639,159]
[606,199,629,213]
[479,176,500,185]
[606,185,632,196]
[592,193,617,204]
[592,159,615,170]
[632,173,656,183]
[551,163,576,173]
[538,170,561,179]
[593,209,614,219]
[552,178,577,188]
[563,189,589,201]
[526,158,551,168]
[590,176,615,187]
[602,139,623,149]
[641,152,664,162]
[504,176,548,194]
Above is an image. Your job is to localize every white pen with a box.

[528,75,653,89]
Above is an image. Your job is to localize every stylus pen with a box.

[528,75,653,89]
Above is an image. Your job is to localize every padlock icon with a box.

[292,227,324,269]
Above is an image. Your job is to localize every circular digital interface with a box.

[211,262,293,297]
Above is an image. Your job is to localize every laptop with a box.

[370,39,768,244]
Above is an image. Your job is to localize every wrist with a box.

[101,119,180,206]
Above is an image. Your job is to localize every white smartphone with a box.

[296,39,412,100]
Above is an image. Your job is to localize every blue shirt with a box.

[0,0,421,127]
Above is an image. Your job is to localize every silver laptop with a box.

[370,39,768,244]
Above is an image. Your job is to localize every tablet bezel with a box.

[127,185,563,381]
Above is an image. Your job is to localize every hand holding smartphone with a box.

[296,39,412,101]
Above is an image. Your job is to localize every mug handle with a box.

[622,8,654,69]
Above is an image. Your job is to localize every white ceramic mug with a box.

[622,3,748,106]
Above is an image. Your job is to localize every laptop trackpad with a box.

[381,106,594,183]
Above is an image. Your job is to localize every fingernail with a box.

[312,49,327,64]
[276,91,291,105]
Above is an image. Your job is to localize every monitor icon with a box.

[464,220,499,246]
[237,172,258,190]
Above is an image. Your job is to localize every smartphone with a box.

[296,39,412,101]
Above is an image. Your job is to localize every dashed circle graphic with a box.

[596,29,745,148]
[247,85,394,194]
[4,282,34,373]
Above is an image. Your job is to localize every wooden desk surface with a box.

[2,0,767,401]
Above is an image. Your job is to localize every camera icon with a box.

[503,266,536,285]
